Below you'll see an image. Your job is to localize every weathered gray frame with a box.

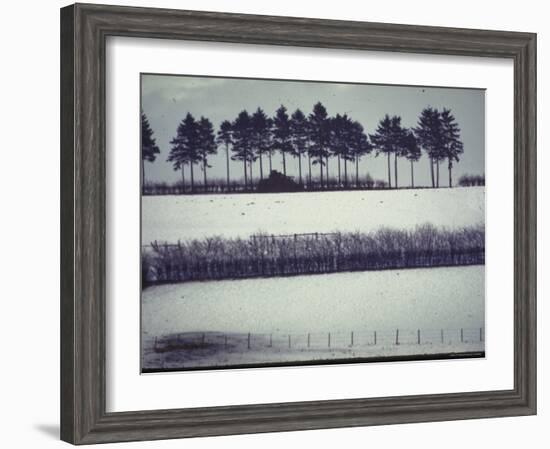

[60,3,536,444]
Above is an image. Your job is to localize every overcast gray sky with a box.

[141,74,485,187]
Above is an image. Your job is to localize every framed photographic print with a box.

[60,3,536,444]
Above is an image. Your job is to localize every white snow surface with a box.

[141,188,485,368]
[142,187,485,243]
[141,266,484,369]
[142,265,484,336]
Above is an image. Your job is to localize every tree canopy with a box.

[155,101,467,192]
[167,113,200,172]
[141,112,160,162]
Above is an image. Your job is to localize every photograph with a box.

[140,74,486,372]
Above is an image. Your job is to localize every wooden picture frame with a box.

[60,3,536,444]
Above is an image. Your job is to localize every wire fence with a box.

[149,327,485,354]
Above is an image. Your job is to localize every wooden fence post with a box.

[417,329,421,345]
[224,334,227,349]
[288,334,291,349]
[395,329,399,345]
[247,332,251,349]
[460,328,464,343]
[374,331,377,345]
[441,329,444,344]
[351,331,354,346]
[307,333,311,348]
[328,332,331,348]
[269,333,272,348]
[480,327,483,342]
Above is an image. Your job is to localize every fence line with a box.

[142,232,341,249]
[151,327,485,353]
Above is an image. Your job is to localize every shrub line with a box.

[142,224,485,286]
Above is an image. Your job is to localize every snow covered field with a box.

[141,265,484,369]
[141,187,485,370]
[142,186,485,243]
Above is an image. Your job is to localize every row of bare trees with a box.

[142,224,484,285]
[141,103,466,191]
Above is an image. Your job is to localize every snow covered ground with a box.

[142,186,485,243]
[141,265,484,369]
[142,337,484,371]
[141,187,485,370]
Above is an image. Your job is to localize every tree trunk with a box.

[325,156,329,187]
[344,158,348,188]
[410,160,414,188]
[225,145,230,188]
[181,165,185,192]
[298,154,302,185]
[243,160,248,190]
[319,158,324,188]
[436,160,440,187]
[387,152,392,188]
[190,163,195,192]
[268,151,272,172]
[282,152,286,176]
[337,154,341,186]
[259,153,264,180]
[448,160,453,188]
[142,159,150,195]
[249,159,253,188]
[308,154,312,187]
[394,153,398,188]
[203,155,207,190]
[355,156,359,187]
[430,156,435,188]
